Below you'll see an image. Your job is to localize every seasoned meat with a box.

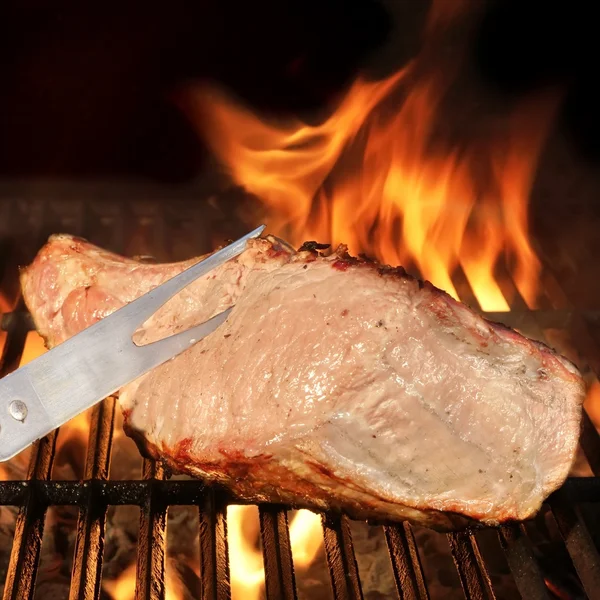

[20,234,584,530]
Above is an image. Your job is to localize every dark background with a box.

[0,0,599,310]
[0,0,597,182]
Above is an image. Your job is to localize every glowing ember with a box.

[103,563,137,600]
[181,1,558,312]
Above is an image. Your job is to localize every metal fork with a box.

[0,225,265,461]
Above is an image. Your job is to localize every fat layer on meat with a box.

[20,234,585,530]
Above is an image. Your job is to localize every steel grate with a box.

[0,195,600,600]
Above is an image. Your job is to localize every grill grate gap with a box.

[108,410,144,482]
[410,526,463,599]
[167,505,201,600]
[135,460,167,600]
[472,529,520,600]
[348,520,397,600]
[227,504,266,600]
[53,407,94,482]
[287,509,330,600]
[101,505,141,599]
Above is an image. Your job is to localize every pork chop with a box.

[20,233,585,530]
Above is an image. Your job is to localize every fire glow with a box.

[228,505,323,600]
[180,2,559,313]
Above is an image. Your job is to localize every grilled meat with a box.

[20,234,585,530]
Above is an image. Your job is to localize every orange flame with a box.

[227,506,265,600]
[289,509,323,565]
[103,561,185,600]
[103,563,137,600]
[585,380,600,431]
[227,506,323,600]
[19,331,47,367]
[181,3,558,311]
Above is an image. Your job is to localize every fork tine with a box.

[133,307,233,366]
[112,225,265,328]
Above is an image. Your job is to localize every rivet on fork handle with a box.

[9,400,28,422]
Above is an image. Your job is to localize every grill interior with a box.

[1,195,600,600]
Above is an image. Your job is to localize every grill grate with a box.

[0,195,600,600]
[2,312,600,600]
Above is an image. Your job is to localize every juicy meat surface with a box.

[21,234,584,530]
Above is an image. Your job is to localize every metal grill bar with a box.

[135,460,167,600]
[447,532,495,600]
[497,525,551,600]
[549,487,600,597]
[0,477,599,508]
[199,491,231,600]
[384,522,429,600]
[69,398,116,600]
[321,514,364,600]
[258,506,297,600]
[2,433,57,600]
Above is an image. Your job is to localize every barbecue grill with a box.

[1,193,600,600]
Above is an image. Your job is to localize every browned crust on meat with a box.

[123,416,481,532]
